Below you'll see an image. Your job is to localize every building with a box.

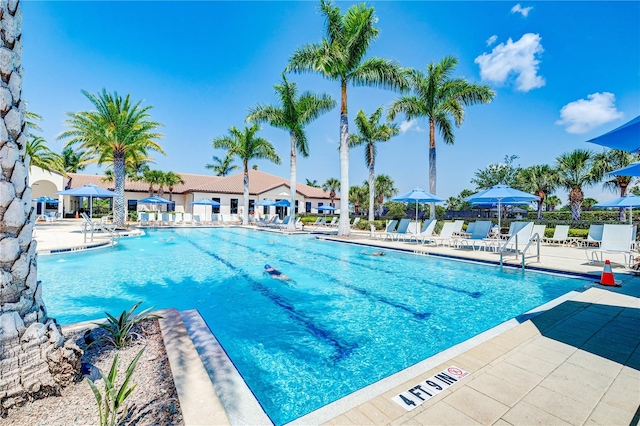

[29,166,338,218]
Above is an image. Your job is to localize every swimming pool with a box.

[40,227,588,424]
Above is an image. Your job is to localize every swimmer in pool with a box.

[160,237,176,243]
[363,251,386,256]
[263,264,293,282]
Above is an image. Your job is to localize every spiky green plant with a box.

[93,302,160,349]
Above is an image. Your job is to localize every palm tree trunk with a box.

[243,163,249,225]
[113,151,126,227]
[536,191,545,221]
[338,80,350,236]
[368,146,375,222]
[0,2,80,412]
[619,181,628,222]
[428,118,436,220]
[569,187,583,221]
[288,131,296,230]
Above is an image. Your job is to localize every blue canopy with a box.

[191,198,220,207]
[32,196,59,204]
[465,185,538,228]
[57,184,117,218]
[594,195,640,224]
[138,195,172,204]
[274,199,290,207]
[255,198,275,206]
[609,161,640,177]
[392,187,443,221]
[587,115,640,152]
[317,205,335,211]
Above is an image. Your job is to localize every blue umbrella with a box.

[32,196,59,218]
[138,195,172,204]
[609,161,640,177]
[587,115,640,152]
[317,205,336,216]
[274,199,290,207]
[191,198,221,222]
[57,184,117,219]
[255,198,275,206]
[392,187,444,222]
[594,195,640,224]
[465,184,539,228]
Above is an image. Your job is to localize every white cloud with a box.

[474,33,545,92]
[399,119,424,133]
[511,4,533,17]
[486,35,498,46]
[555,92,624,134]
[326,137,335,144]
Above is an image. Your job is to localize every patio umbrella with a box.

[587,115,640,152]
[137,195,173,212]
[317,205,336,216]
[465,184,539,229]
[392,187,444,223]
[594,195,640,224]
[274,199,291,217]
[191,198,221,222]
[255,198,275,206]
[32,196,59,217]
[57,184,117,219]
[609,161,640,177]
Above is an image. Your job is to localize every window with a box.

[305,202,311,213]
[294,200,299,214]
[127,200,137,211]
[249,199,255,215]
[230,198,238,214]
[213,198,221,213]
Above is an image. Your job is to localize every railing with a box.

[498,232,541,269]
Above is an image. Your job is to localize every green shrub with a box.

[87,348,145,426]
[93,302,161,349]
[355,220,386,230]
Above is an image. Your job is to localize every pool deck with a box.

[36,221,640,425]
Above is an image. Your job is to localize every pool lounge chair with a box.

[455,221,475,238]
[377,219,398,240]
[408,219,436,244]
[139,212,150,226]
[543,225,570,246]
[426,222,457,246]
[497,222,534,254]
[388,219,412,241]
[183,213,193,225]
[455,221,493,251]
[325,217,338,227]
[193,215,202,225]
[350,217,361,229]
[588,224,634,267]
[314,217,327,228]
[584,224,604,247]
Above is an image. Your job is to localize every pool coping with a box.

[37,229,146,255]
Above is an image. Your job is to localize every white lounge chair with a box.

[407,219,436,244]
[543,225,570,246]
[193,214,202,225]
[325,217,338,227]
[389,219,412,241]
[588,224,634,266]
[584,224,604,247]
[498,222,534,253]
[455,221,493,251]
[427,222,457,246]
[377,219,398,240]
[183,213,193,225]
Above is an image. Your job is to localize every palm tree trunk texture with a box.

[243,165,250,225]
[0,1,81,413]
[569,187,583,221]
[368,147,375,223]
[288,131,296,230]
[338,113,350,235]
[428,119,437,220]
[113,151,126,227]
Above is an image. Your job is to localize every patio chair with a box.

[542,225,570,246]
[139,212,150,226]
[377,219,398,240]
[386,218,411,241]
[584,224,604,247]
[587,224,634,267]
[193,214,202,225]
[496,222,534,254]
[455,221,475,238]
[350,217,361,229]
[174,213,183,226]
[425,222,457,246]
[183,213,193,225]
[147,212,157,226]
[408,219,436,244]
[455,221,493,251]
[325,217,338,227]
[314,217,327,228]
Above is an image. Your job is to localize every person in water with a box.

[264,264,293,281]
[160,237,176,243]
[363,251,386,256]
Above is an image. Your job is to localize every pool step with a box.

[156,308,231,425]
[179,309,273,426]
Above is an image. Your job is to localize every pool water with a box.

[40,228,587,424]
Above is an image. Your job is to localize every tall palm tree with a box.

[374,174,398,217]
[61,146,90,173]
[213,125,281,225]
[141,169,165,196]
[287,0,407,235]
[349,107,399,222]
[247,74,335,230]
[59,90,164,228]
[1,2,79,411]
[349,184,368,216]
[516,164,559,220]
[26,136,64,174]
[322,177,341,207]
[593,149,639,221]
[206,154,239,176]
[388,55,495,219]
[164,171,185,201]
[555,149,600,220]
[305,178,320,188]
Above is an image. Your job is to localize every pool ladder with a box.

[499,232,541,269]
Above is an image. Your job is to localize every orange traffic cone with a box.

[599,260,620,286]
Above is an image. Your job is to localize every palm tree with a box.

[206,154,239,176]
[287,0,407,235]
[213,125,281,225]
[322,177,341,207]
[349,184,368,216]
[593,149,639,221]
[555,149,600,220]
[349,107,399,222]
[62,146,90,173]
[544,195,562,211]
[163,171,185,201]
[141,169,165,196]
[1,3,79,411]
[445,196,460,211]
[247,74,335,230]
[388,55,495,219]
[59,90,164,227]
[374,174,398,217]
[26,136,64,174]
[516,164,559,220]
[305,178,320,188]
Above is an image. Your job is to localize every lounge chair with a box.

[139,212,150,226]
[325,217,338,227]
[350,217,361,229]
[174,213,183,226]
[183,213,193,225]
[588,224,634,266]
[584,224,604,247]
[408,219,436,244]
[387,218,411,241]
[542,224,569,245]
[377,219,398,240]
[426,222,457,246]
[455,221,493,251]
[497,222,534,253]
[314,217,327,228]
[275,216,291,229]
[455,222,475,238]
[193,214,202,225]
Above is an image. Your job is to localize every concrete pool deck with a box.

[36,220,640,425]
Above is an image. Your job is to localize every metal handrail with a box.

[498,232,541,268]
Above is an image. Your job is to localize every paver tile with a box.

[343,407,375,425]
[491,419,513,426]
[465,342,510,364]
[521,339,572,365]
[442,386,508,425]
[538,374,603,408]
[586,400,636,425]
[451,352,489,372]
[411,400,482,425]
[501,400,571,426]
[323,414,355,425]
[522,385,592,425]
[620,364,640,379]
[550,361,615,392]
[370,395,408,420]
[600,373,640,413]
[530,336,578,356]
[565,348,623,378]
[358,401,393,424]
[466,371,529,407]
[486,361,544,390]
[506,351,559,376]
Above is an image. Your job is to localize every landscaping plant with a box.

[93,302,161,349]
[87,348,145,426]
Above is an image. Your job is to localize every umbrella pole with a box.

[630,206,633,225]
[498,200,501,230]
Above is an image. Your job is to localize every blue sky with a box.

[23,1,640,204]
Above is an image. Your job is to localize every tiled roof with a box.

[65,170,336,200]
